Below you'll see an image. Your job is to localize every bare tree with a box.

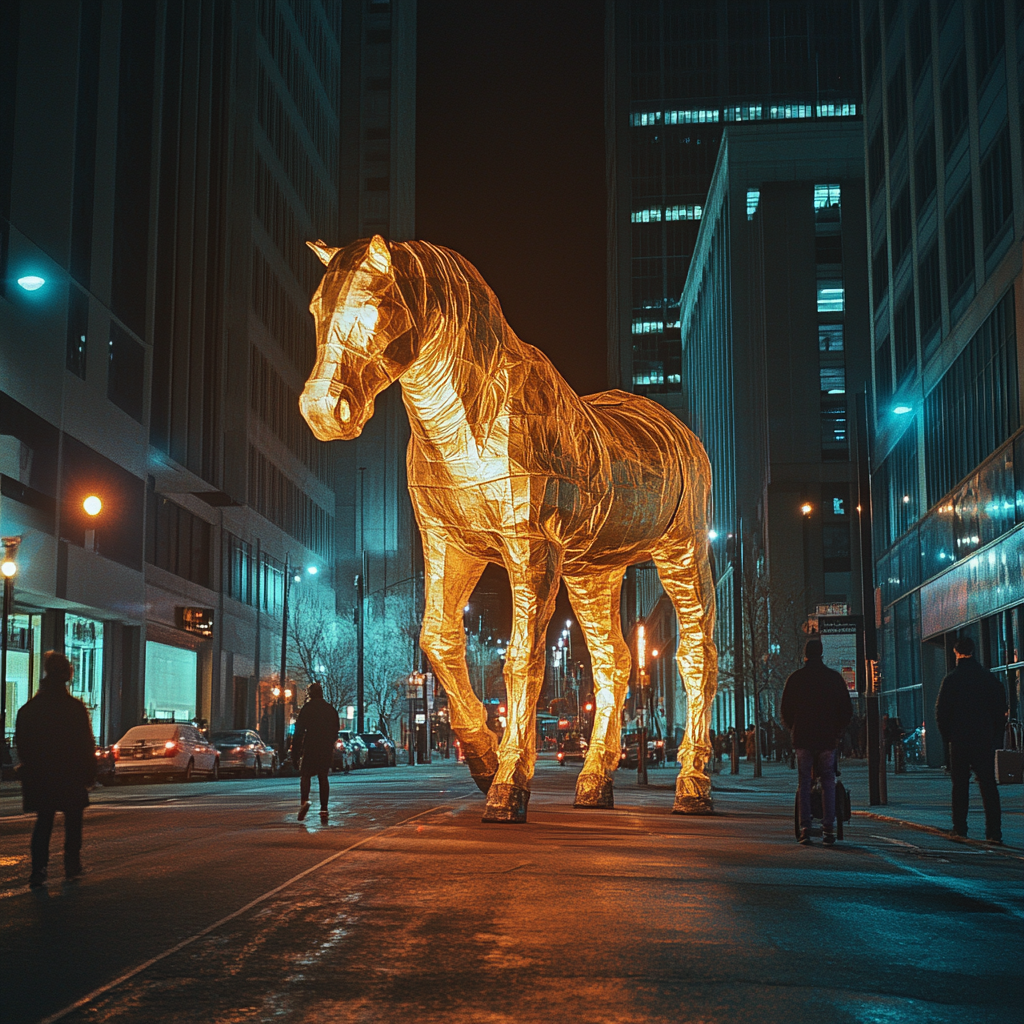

[363,588,419,737]
[288,589,357,711]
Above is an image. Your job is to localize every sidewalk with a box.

[710,755,1023,852]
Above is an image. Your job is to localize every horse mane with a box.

[393,240,529,448]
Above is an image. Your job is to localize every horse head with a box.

[300,235,415,441]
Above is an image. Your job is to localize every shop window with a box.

[144,641,196,722]
[2,613,42,746]
[66,615,104,743]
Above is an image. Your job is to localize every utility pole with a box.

[278,555,291,755]
[355,563,365,734]
[637,623,648,786]
[728,522,744,774]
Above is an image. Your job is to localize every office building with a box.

[0,0,417,749]
[861,0,1022,762]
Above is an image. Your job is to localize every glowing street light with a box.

[800,502,813,516]
[893,404,912,415]
[83,495,102,516]
[17,275,45,291]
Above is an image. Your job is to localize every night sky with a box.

[416,1,607,398]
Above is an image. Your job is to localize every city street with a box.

[2,757,1021,1024]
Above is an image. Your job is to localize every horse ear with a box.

[364,234,392,275]
[307,239,340,266]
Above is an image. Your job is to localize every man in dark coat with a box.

[935,636,1006,843]
[14,651,97,886]
[289,682,340,823]
[781,637,853,846]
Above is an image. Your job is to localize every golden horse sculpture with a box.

[300,235,717,822]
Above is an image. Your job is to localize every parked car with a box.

[209,730,278,776]
[332,732,352,773]
[95,745,117,786]
[339,730,369,768]
[360,732,397,767]
[112,724,219,782]
[619,727,666,769]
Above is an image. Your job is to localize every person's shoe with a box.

[984,837,1003,845]
[298,801,311,821]
[28,870,47,888]
[798,829,813,845]
[949,828,968,839]
[822,830,836,847]
[319,809,329,824]
[64,864,84,881]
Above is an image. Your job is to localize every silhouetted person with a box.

[290,682,340,823]
[781,638,853,846]
[935,636,1006,843]
[14,651,97,887]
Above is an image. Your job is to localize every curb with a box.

[853,810,1024,860]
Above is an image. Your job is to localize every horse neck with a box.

[399,292,514,448]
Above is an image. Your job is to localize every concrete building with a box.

[860,0,1023,762]
[676,122,870,734]
[0,0,417,752]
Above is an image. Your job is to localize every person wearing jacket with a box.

[14,651,97,886]
[781,637,853,846]
[289,682,340,823]
[935,636,1006,843]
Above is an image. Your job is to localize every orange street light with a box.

[800,502,813,516]
[83,494,103,516]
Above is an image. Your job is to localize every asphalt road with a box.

[2,758,1021,1024]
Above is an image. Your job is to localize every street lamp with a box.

[83,494,102,552]
[1,536,21,754]
[637,623,648,786]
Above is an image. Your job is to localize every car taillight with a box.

[163,741,177,757]
[335,741,344,748]
[656,740,664,747]
[557,752,564,760]
[111,746,120,761]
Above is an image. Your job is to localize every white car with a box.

[112,724,220,782]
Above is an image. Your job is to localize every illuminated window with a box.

[665,205,702,221]
[817,278,845,312]
[631,320,663,334]
[820,365,846,394]
[631,208,662,223]
[816,103,857,117]
[818,324,844,352]
[724,105,762,122]
[769,104,813,119]
[630,111,661,126]
[813,184,841,210]
[632,361,664,386]
[664,109,719,125]
[746,189,760,219]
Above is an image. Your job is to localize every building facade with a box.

[1,0,417,751]
[677,122,870,734]
[861,0,1023,763]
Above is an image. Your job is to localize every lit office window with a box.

[746,189,761,219]
[816,103,858,117]
[665,205,702,221]
[769,104,813,119]
[631,208,663,223]
[631,320,664,334]
[818,324,844,352]
[817,279,845,312]
[632,362,665,386]
[630,111,662,126]
[820,366,846,394]
[664,109,719,125]
[725,105,762,122]
[814,184,841,210]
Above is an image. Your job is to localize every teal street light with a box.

[17,275,45,291]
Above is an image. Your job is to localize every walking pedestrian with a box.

[14,651,97,887]
[781,637,853,846]
[935,636,1007,843]
[290,682,340,823]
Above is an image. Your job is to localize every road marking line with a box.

[37,803,449,1024]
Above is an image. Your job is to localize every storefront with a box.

[143,641,198,723]
[2,612,42,746]
[65,614,105,743]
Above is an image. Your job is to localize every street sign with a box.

[819,616,864,693]
[415,713,426,724]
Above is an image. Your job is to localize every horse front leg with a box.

[418,531,493,792]
[482,542,562,823]
[563,570,631,809]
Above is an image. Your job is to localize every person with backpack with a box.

[781,637,853,846]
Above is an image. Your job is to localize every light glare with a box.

[17,275,45,291]
[83,495,102,516]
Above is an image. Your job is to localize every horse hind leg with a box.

[651,537,718,815]
[563,571,630,810]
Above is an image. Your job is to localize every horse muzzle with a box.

[299,391,362,441]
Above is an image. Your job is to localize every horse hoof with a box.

[481,784,530,823]
[574,773,614,809]
[470,773,495,795]
[673,794,715,815]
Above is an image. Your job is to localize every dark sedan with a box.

[339,730,369,768]
[360,732,397,767]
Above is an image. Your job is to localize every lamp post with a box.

[637,623,648,786]
[727,523,744,775]
[1,537,21,754]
